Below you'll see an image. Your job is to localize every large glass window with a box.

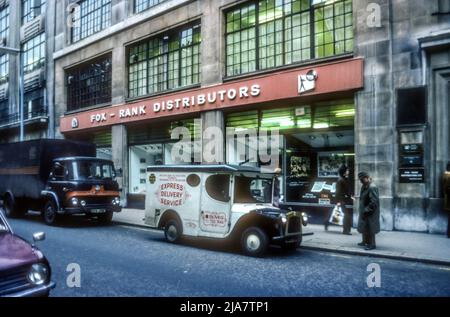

[0,5,9,85]
[71,0,111,43]
[135,0,167,13]
[225,0,353,77]
[22,0,46,24]
[23,88,45,120]
[128,23,201,98]
[66,53,112,111]
[22,33,45,74]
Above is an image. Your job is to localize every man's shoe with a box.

[357,242,366,247]
[343,232,352,235]
[365,245,376,251]
[324,224,329,231]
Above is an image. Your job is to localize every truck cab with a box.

[144,165,308,257]
[41,157,122,225]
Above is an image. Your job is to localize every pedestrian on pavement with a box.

[335,165,354,235]
[357,171,380,250]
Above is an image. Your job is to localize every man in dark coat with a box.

[335,165,354,235]
[357,171,380,250]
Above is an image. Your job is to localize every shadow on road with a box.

[145,233,303,259]
[8,210,113,229]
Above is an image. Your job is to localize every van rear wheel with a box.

[241,227,269,257]
[164,219,182,244]
[43,201,59,226]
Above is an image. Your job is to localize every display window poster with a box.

[317,152,347,178]
[289,156,311,178]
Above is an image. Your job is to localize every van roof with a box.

[53,157,112,162]
[146,164,276,174]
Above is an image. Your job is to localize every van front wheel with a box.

[241,227,269,257]
[164,219,182,244]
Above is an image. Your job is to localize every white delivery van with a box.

[144,165,308,256]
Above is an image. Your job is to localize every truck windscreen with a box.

[70,161,116,181]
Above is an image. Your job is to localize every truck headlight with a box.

[27,263,49,286]
[280,215,287,224]
[81,200,86,207]
[71,197,79,206]
[114,197,120,204]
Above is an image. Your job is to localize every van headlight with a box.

[27,263,49,286]
[302,212,308,226]
[280,215,287,224]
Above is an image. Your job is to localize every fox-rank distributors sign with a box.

[60,58,364,133]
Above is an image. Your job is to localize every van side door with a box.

[199,173,232,235]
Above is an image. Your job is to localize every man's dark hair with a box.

[338,165,348,177]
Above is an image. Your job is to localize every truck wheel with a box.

[241,227,269,257]
[164,219,182,244]
[98,211,113,225]
[3,195,19,218]
[43,201,59,226]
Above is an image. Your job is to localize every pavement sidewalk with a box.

[113,208,450,266]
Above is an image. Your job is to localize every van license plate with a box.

[91,209,106,214]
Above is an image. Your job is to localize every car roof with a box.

[146,164,276,174]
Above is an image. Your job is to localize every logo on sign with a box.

[298,70,318,94]
[71,118,79,129]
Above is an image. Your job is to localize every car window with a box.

[205,174,230,203]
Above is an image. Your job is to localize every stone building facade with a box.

[0,0,56,142]
[15,0,448,234]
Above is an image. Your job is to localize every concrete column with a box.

[112,44,126,105]
[46,0,57,138]
[111,0,128,26]
[200,0,223,86]
[112,124,128,206]
[201,110,224,164]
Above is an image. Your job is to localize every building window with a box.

[22,0,46,24]
[66,53,112,111]
[127,22,201,98]
[135,0,167,13]
[23,88,45,119]
[225,0,353,77]
[71,0,111,43]
[0,5,9,85]
[22,33,45,74]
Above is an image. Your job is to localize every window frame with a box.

[134,0,167,14]
[127,21,201,99]
[22,0,46,25]
[224,0,353,78]
[70,0,112,43]
[22,32,46,75]
[66,53,112,111]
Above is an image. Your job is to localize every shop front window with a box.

[225,0,353,77]
[129,144,163,195]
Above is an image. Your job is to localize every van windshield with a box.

[234,176,273,204]
[70,160,116,180]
